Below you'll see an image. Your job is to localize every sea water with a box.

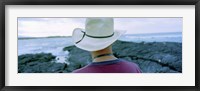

[119,32,182,43]
[18,32,182,63]
[18,37,73,64]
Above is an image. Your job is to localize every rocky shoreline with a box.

[18,40,182,73]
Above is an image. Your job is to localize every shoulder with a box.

[72,64,92,73]
[119,59,142,73]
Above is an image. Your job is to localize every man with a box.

[72,18,141,73]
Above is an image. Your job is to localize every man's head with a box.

[91,45,117,62]
[72,18,126,51]
[91,45,113,54]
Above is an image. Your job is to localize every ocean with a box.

[18,32,182,63]
[18,37,73,64]
[119,32,182,43]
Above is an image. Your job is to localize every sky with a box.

[18,18,182,37]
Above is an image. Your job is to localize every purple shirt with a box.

[72,59,142,73]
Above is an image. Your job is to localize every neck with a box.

[91,46,117,62]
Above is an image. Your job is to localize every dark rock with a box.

[63,46,92,72]
[18,53,56,65]
[18,53,67,73]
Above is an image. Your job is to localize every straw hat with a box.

[72,18,126,51]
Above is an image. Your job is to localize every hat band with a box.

[75,31,114,44]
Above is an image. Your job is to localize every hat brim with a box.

[72,28,126,51]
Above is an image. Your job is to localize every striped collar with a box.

[91,59,122,65]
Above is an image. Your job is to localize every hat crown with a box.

[85,18,114,36]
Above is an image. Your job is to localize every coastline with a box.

[18,40,182,73]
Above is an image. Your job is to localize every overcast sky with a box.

[18,18,182,37]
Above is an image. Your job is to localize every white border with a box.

[5,5,195,86]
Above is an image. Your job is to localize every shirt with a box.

[72,59,142,73]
